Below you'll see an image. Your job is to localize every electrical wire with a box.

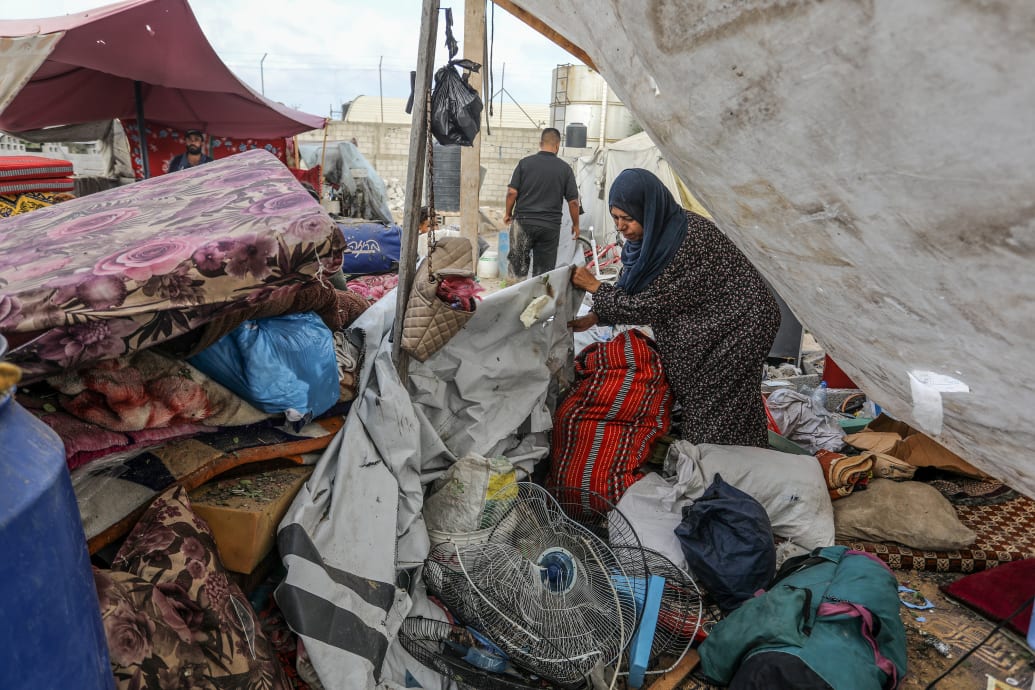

[923,594,1035,689]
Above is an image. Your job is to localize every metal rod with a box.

[378,56,385,124]
[260,53,268,95]
[133,80,149,179]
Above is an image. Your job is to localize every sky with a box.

[0,0,578,117]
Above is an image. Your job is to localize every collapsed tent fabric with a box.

[0,0,324,137]
[276,268,578,689]
[512,1,1035,498]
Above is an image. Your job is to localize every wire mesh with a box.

[424,483,638,688]
[609,545,705,674]
[398,617,557,690]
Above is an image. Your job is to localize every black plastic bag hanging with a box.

[430,58,483,146]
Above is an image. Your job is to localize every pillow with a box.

[98,485,288,689]
[93,568,208,685]
[833,479,976,550]
[667,441,836,552]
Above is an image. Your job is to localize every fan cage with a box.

[399,617,569,690]
[424,483,640,688]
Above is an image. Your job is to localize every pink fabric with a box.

[346,273,399,302]
[816,601,899,687]
[0,0,324,137]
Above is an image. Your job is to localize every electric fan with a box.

[398,617,551,690]
[552,487,705,676]
[424,482,639,688]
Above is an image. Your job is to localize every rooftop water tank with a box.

[565,122,588,148]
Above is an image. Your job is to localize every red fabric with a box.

[290,166,322,198]
[0,177,74,194]
[0,155,73,180]
[0,0,324,137]
[823,354,859,388]
[940,558,1035,636]
[123,120,289,179]
[548,329,672,506]
[763,394,781,433]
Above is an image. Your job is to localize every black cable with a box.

[924,593,1035,689]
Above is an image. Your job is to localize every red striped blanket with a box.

[548,329,673,506]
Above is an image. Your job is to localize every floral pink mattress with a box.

[0,149,343,380]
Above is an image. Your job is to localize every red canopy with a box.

[0,0,325,138]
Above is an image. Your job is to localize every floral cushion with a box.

[96,485,288,689]
[0,149,343,381]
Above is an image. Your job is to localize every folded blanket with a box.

[815,449,874,500]
[48,350,268,433]
[174,282,369,357]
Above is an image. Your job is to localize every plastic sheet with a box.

[189,312,339,423]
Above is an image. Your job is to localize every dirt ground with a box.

[673,569,1033,690]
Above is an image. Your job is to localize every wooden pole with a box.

[392,0,440,376]
[492,0,597,70]
[460,0,486,268]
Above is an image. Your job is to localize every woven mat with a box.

[837,492,1035,573]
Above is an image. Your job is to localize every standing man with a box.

[504,128,580,277]
[168,129,213,173]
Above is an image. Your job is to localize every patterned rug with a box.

[74,415,344,554]
[837,491,1035,572]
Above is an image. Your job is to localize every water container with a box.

[0,340,114,690]
[477,251,499,279]
[565,122,588,148]
[497,229,510,280]
[431,143,461,212]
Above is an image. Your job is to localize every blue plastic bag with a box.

[189,312,339,422]
[338,220,402,275]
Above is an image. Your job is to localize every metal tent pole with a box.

[133,81,150,179]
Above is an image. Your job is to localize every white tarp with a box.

[571,131,709,246]
[0,33,63,117]
[277,268,578,690]
[514,1,1035,497]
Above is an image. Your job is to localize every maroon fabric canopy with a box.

[0,0,325,138]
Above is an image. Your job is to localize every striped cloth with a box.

[548,328,672,506]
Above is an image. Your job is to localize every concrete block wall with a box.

[299,121,543,208]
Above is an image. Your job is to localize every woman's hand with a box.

[571,266,602,293]
[567,312,599,332]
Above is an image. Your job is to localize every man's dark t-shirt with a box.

[508,151,578,227]
[168,153,214,173]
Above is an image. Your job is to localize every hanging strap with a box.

[424,87,438,279]
[816,602,899,689]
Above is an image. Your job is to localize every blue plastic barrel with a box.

[0,339,114,690]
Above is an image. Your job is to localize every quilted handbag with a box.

[400,236,476,362]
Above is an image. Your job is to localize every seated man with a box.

[168,129,214,173]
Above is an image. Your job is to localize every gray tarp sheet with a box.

[516,0,1035,497]
[277,268,578,689]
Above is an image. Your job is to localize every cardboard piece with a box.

[191,465,313,574]
[865,415,988,479]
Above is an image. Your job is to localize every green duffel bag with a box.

[698,545,907,690]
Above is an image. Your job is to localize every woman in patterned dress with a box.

[569,168,780,447]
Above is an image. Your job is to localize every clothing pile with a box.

[0,149,368,550]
